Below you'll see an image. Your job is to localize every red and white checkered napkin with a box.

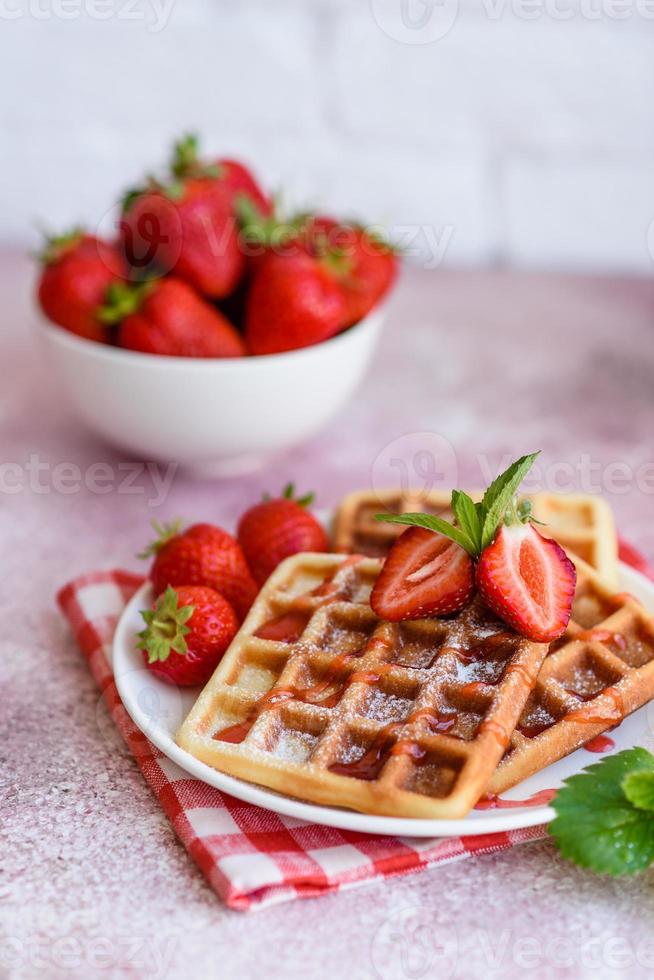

[57,540,652,911]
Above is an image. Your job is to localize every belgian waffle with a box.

[488,555,654,795]
[333,489,619,586]
[176,553,548,819]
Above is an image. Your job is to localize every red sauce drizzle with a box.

[255,610,311,643]
[475,788,556,810]
[566,686,625,725]
[328,705,458,780]
[444,632,513,668]
[612,591,641,607]
[480,718,509,750]
[214,630,383,744]
[576,628,627,651]
[584,734,615,753]
[458,681,488,698]
[329,723,403,781]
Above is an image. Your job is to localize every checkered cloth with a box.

[57,541,650,911]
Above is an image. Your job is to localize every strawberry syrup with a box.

[583,734,616,753]
[475,788,556,810]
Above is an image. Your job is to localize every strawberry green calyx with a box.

[137,586,194,664]
[38,226,85,265]
[236,195,307,252]
[170,133,223,182]
[376,452,541,559]
[138,518,183,560]
[98,281,152,326]
[261,483,315,507]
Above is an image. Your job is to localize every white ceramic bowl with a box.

[37,309,384,474]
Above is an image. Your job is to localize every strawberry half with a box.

[370,526,475,621]
[476,523,576,642]
[374,452,578,640]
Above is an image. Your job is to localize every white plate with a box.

[113,563,654,838]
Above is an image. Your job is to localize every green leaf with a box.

[136,586,193,663]
[375,512,477,557]
[550,748,654,876]
[623,770,654,812]
[451,490,482,554]
[480,452,540,550]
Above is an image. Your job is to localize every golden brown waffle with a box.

[177,553,548,819]
[486,555,654,795]
[333,489,619,586]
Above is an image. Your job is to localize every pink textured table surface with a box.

[3,247,654,979]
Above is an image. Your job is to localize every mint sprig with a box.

[550,748,654,876]
[375,452,540,558]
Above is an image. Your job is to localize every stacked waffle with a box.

[177,491,654,819]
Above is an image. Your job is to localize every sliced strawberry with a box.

[370,526,475,622]
[476,523,576,642]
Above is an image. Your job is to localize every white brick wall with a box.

[2,0,654,272]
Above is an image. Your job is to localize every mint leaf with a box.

[375,513,477,556]
[480,452,539,550]
[623,770,654,812]
[550,748,654,876]
[451,490,482,555]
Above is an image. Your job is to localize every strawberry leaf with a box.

[550,748,654,876]
[375,513,477,557]
[480,452,540,550]
[451,490,482,555]
[623,770,654,812]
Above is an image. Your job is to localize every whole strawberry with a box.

[138,585,238,686]
[171,135,271,218]
[142,521,258,620]
[305,217,398,327]
[37,229,125,342]
[100,277,245,357]
[245,252,346,355]
[238,484,329,585]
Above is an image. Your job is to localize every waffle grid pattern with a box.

[490,560,654,792]
[333,489,618,585]
[177,554,548,819]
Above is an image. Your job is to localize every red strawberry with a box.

[476,523,576,642]
[119,178,244,299]
[370,526,475,621]
[245,252,346,355]
[305,217,398,327]
[138,585,238,686]
[143,521,258,621]
[170,135,271,217]
[119,136,270,297]
[237,484,329,585]
[220,159,272,217]
[100,277,245,357]
[37,230,125,342]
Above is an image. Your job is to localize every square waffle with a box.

[177,553,549,819]
[488,555,654,795]
[333,489,619,586]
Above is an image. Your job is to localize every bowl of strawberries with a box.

[35,135,398,473]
